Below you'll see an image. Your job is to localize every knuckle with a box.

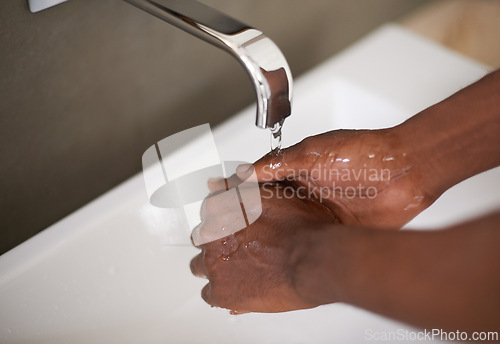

[300,135,315,149]
[201,283,213,305]
[204,194,218,212]
[197,220,221,245]
[190,253,206,277]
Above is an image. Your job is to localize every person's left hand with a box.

[190,180,339,314]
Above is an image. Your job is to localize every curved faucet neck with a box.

[123,0,293,129]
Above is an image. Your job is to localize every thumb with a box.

[237,144,307,182]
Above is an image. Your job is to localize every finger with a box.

[244,142,309,183]
[207,177,227,193]
[196,186,251,246]
[208,174,244,192]
[201,283,214,306]
[224,173,244,189]
[190,253,207,278]
[194,215,246,247]
[191,221,205,248]
[192,221,220,248]
[201,284,248,314]
[199,188,228,222]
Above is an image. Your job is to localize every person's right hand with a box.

[240,129,437,228]
[190,180,340,314]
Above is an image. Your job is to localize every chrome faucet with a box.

[123,0,293,129]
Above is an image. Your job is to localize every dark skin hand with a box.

[242,71,500,230]
[190,70,500,331]
[245,128,432,229]
[192,184,500,331]
[191,181,337,314]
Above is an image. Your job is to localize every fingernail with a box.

[207,177,225,192]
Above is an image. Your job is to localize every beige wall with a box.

[0,0,429,254]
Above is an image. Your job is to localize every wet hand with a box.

[190,181,339,314]
[243,129,435,228]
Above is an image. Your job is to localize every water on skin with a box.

[218,235,240,261]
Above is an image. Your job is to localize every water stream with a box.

[270,120,284,153]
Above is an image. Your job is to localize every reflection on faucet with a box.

[123,0,293,129]
[263,68,291,126]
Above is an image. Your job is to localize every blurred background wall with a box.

[0,0,430,254]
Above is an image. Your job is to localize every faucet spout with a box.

[123,0,292,129]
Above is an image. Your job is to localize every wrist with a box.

[391,107,450,199]
[291,224,357,306]
[394,70,500,197]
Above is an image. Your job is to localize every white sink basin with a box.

[1,24,498,343]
